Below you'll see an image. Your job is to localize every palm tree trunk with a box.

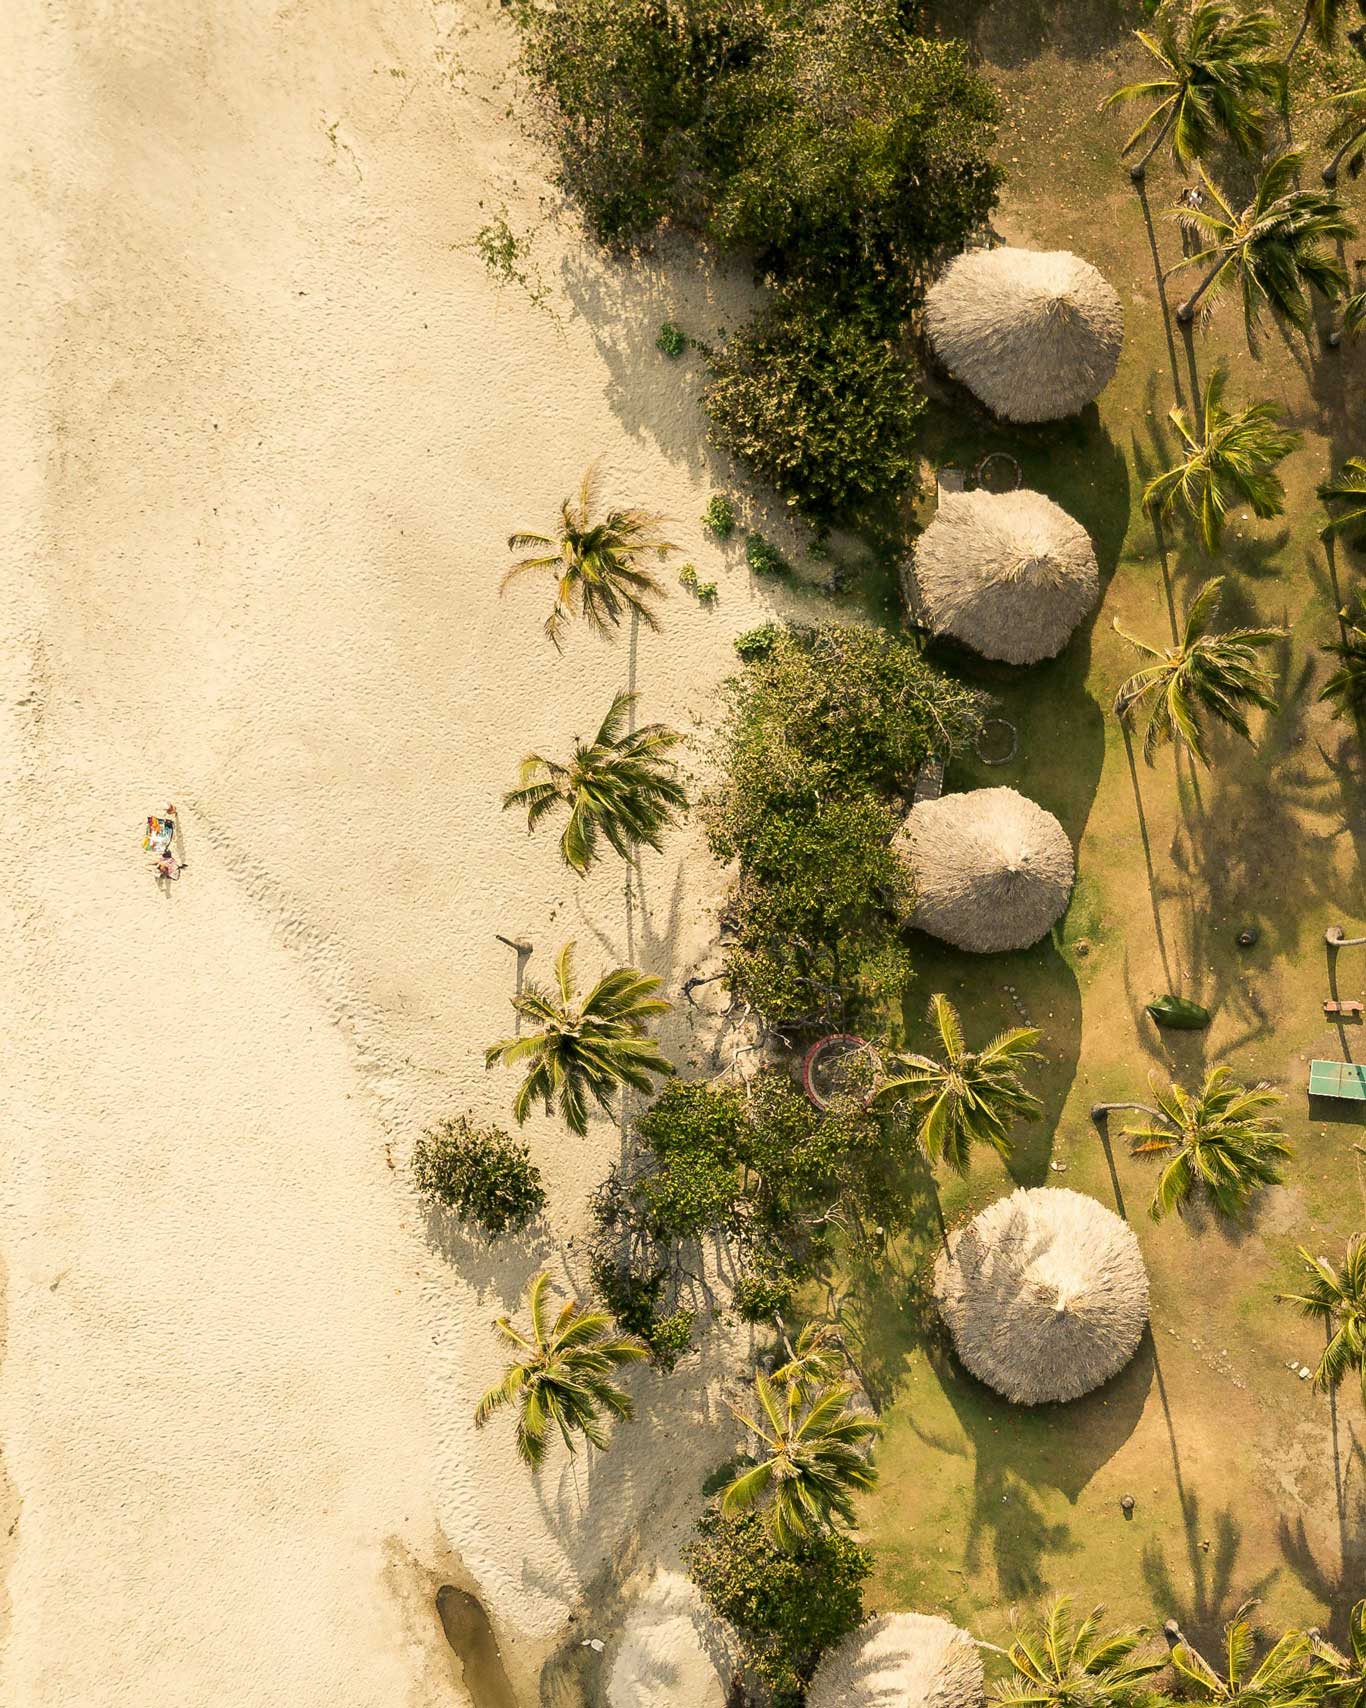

[1131,104,1180,181]
[1176,259,1225,324]
[1286,7,1312,67]
[1324,126,1366,185]
[1090,1100,1165,1125]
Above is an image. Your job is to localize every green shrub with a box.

[411,1116,546,1238]
[657,319,688,357]
[686,1504,871,1705]
[744,532,790,577]
[703,493,737,538]
[707,296,925,522]
[733,622,782,661]
[679,563,719,603]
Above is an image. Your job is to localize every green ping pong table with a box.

[1309,1059,1366,1100]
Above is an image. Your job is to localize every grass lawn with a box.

[840,0,1366,1659]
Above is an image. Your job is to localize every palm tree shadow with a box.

[1141,1496,1281,1654]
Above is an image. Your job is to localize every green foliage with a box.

[1320,595,1366,720]
[469,205,557,317]
[411,1115,547,1238]
[656,319,688,357]
[1277,1237,1366,1404]
[703,622,986,1025]
[679,563,719,603]
[703,493,737,538]
[733,622,782,661]
[1118,1065,1290,1221]
[1321,458,1366,545]
[745,532,790,577]
[686,1503,871,1705]
[993,1599,1169,1708]
[706,297,925,521]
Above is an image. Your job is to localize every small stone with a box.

[1075,938,1091,957]
[1237,926,1259,947]
[1299,1366,1313,1380]
[1121,1494,1136,1515]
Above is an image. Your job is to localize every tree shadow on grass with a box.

[919,0,1133,70]
[1141,1496,1282,1655]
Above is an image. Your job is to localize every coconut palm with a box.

[1099,1065,1289,1221]
[1169,152,1352,329]
[484,942,674,1136]
[1165,1605,1318,1708]
[1285,0,1359,65]
[1320,604,1366,719]
[1102,2,1284,180]
[1342,290,1366,341]
[721,1371,879,1550]
[1323,81,1366,186]
[1277,1237,1366,1404]
[993,1599,1168,1708]
[1309,1600,1366,1708]
[1113,578,1284,766]
[871,993,1042,1176]
[1141,367,1301,552]
[503,464,676,648]
[474,1270,648,1469]
[503,690,687,875]
[772,1321,846,1397]
[1321,459,1366,544]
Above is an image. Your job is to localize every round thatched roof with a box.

[896,787,1074,953]
[924,247,1123,422]
[607,1572,727,1708]
[934,1187,1149,1406]
[808,1613,984,1708]
[909,488,1099,665]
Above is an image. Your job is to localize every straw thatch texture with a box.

[808,1613,984,1708]
[908,489,1099,664]
[934,1188,1149,1405]
[607,1572,728,1708]
[896,787,1074,953]
[924,247,1123,422]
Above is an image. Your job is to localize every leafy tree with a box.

[1103,2,1284,180]
[474,1270,647,1468]
[1322,79,1366,186]
[703,292,925,522]
[1141,367,1300,553]
[503,464,675,647]
[993,1599,1168,1708]
[873,993,1042,1176]
[1099,1065,1289,1220]
[1169,152,1351,330]
[485,942,673,1135]
[411,1115,546,1238]
[1166,1606,1318,1708]
[686,1503,871,1707]
[1320,596,1366,720]
[503,689,687,874]
[1113,577,1284,765]
[722,1371,879,1549]
[1277,1237,1366,1404]
[1321,458,1366,544]
[1310,1600,1366,1708]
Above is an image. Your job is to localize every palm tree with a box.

[1323,81,1366,186]
[1165,1605,1318,1708]
[1141,368,1301,552]
[1309,1600,1366,1708]
[1113,579,1284,766]
[503,464,676,648]
[871,993,1042,1176]
[1321,598,1366,719]
[1285,0,1358,65]
[485,942,674,1136]
[992,1600,1168,1708]
[1321,459,1366,544]
[1277,1237,1366,1405]
[474,1270,648,1469]
[1102,3,1284,180]
[503,690,687,875]
[1341,289,1366,342]
[721,1372,879,1550]
[1169,153,1352,329]
[1099,1065,1289,1221]
[772,1321,845,1397]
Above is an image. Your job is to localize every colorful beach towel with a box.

[144,811,176,857]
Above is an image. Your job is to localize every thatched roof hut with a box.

[896,787,1074,953]
[607,1572,728,1708]
[934,1187,1150,1406]
[908,488,1099,665]
[924,247,1123,422]
[808,1612,984,1708]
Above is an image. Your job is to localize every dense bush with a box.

[411,1115,546,1238]
[703,623,987,1025]
[686,1503,871,1705]
[705,296,925,522]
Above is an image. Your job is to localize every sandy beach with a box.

[1,0,788,1699]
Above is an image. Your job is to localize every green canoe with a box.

[1146,995,1211,1030]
